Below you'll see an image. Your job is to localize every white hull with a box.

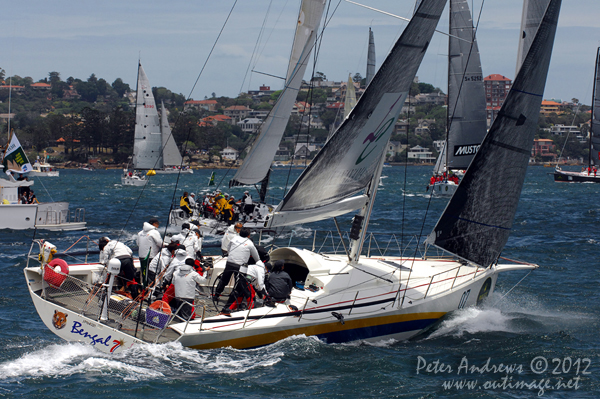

[121,175,147,186]
[29,171,60,177]
[428,181,458,196]
[0,204,37,229]
[24,246,536,353]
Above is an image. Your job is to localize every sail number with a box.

[458,289,471,309]
[144,105,155,108]
[463,75,483,82]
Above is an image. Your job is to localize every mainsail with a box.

[589,48,600,167]
[2,133,32,174]
[268,0,448,227]
[160,101,183,167]
[132,63,163,170]
[426,0,561,267]
[343,74,357,119]
[366,27,376,86]
[229,0,326,188]
[445,0,487,170]
[516,0,551,74]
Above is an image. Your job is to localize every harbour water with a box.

[0,166,599,398]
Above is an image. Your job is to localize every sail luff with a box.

[133,63,163,170]
[445,0,487,170]
[366,27,376,86]
[426,0,562,267]
[268,0,449,227]
[589,47,600,167]
[229,0,326,187]
[515,0,551,75]
[160,101,183,167]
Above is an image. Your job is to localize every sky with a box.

[2,0,599,104]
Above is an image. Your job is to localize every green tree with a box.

[111,78,130,97]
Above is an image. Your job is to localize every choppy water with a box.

[1,166,599,398]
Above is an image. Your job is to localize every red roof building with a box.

[484,74,512,127]
[184,99,218,112]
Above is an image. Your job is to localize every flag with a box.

[140,249,151,288]
[208,171,215,186]
[2,133,32,174]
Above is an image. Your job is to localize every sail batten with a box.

[426,0,562,267]
[229,0,326,188]
[133,64,163,170]
[268,0,448,227]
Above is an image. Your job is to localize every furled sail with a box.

[229,0,326,187]
[343,74,357,119]
[515,0,551,74]
[445,0,487,170]
[133,63,163,170]
[366,27,376,86]
[268,0,448,227]
[426,0,561,267]
[590,48,600,167]
[160,101,183,167]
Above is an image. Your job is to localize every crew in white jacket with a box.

[137,217,162,260]
[221,222,242,256]
[171,249,207,320]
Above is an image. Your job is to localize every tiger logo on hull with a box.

[52,310,68,330]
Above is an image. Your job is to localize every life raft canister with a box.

[43,259,69,288]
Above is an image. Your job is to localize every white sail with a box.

[268,0,448,227]
[343,74,357,119]
[133,63,163,170]
[366,27,376,86]
[516,0,551,74]
[160,101,183,167]
[2,133,32,174]
[230,0,326,187]
[433,142,446,175]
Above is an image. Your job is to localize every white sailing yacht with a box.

[23,0,561,352]
[427,0,487,196]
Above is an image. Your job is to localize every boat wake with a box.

[423,292,593,341]
[0,339,287,383]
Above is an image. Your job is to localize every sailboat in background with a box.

[343,74,357,119]
[169,0,327,233]
[228,0,327,201]
[427,0,487,196]
[122,63,162,186]
[366,27,376,87]
[553,47,600,183]
[154,101,193,175]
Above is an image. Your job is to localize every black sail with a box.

[590,48,600,167]
[426,0,562,267]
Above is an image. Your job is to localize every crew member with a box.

[221,222,243,256]
[265,260,293,303]
[215,228,259,313]
[98,237,138,297]
[171,253,207,320]
[137,217,162,260]
[180,191,192,217]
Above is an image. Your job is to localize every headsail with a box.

[589,48,600,167]
[133,63,163,170]
[229,0,326,188]
[343,74,357,119]
[160,101,183,167]
[366,27,376,86]
[426,0,561,267]
[268,0,449,227]
[445,0,487,170]
[515,0,551,74]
